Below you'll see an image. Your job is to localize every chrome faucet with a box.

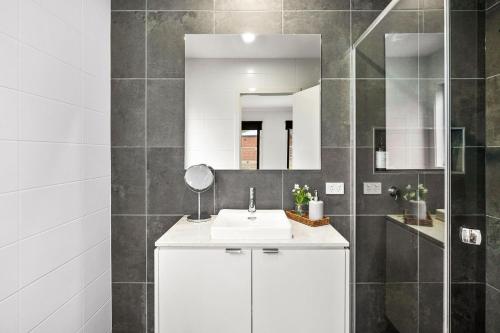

[248,187,256,213]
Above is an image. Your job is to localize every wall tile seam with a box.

[15,38,87,76]
[19,205,111,243]
[14,175,111,194]
[11,236,111,299]
[82,297,112,329]
[0,176,111,197]
[486,215,500,220]
[32,1,85,33]
[486,73,500,80]
[29,269,112,332]
[0,85,93,111]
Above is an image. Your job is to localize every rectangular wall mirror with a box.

[184,34,321,170]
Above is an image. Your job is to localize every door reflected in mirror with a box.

[185,34,321,170]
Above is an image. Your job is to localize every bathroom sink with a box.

[211,209,292,240]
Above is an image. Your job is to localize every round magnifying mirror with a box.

[184,164,214,222]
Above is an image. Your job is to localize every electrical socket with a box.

[363,182,382,195]
[325,182,344,195]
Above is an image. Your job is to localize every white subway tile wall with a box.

[0,0,111,332]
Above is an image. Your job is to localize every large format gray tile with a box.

[147,79,184,147]
[450,215,485,282]
[147,216,180,282]
[419,283,444,333]
[450,0,484,9]
[112,216,146,282]
[147,284,155,333]
[486,284,500,333]
[112,283,147,333]
[486,217,500,289]
[451,79,485,147]
[147,11,213,78]
[148,0,213,10]
[451,283,485,333]
[214,11,282,34]
[284,11,350,78]
[351,11,381,45]
[486,4,500,77]
[451,147,485,215]
[354,11,418,79]
[215,170,282,211]
[386,221,418,282]
[450,10,485,79]
[283,148,351,215]
[112,12,145,78]
[486,148,500,217]
[385,283,418,333]
[352,0,391,9]
[284,0,349,9]
[420,173,445,214]
[112,0,146,10]
[356,216,386,282]
[356,148,417,215]
[329,215,351,242]
[419,236,444,283]
[356,284,396,333]
[147,148,214,214]
[420,9,445,32]
[215,0,282,10]
[486,76,500,146]
[111,79,145,147]
[355,79,385,147]
[321,80,350,147]
[112,148,146,214]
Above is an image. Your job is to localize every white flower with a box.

[406,184,412,190]
[304,185,309,190]
[306,193,312,199]
[294,184,300,190]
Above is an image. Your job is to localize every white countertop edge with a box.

[155,215,349,248]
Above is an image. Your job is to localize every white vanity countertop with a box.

[387,214,444,247]
[155,216,349,248]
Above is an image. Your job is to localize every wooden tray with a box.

[285,210,330,227]
[403,210,433,227]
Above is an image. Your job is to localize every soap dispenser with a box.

[308,190,324,221]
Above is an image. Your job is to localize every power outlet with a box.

[326,182,344,195]
[363,182,382,195]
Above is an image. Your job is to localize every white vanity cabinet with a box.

[155,217,350,333]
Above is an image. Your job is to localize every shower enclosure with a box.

[351,0,498,331]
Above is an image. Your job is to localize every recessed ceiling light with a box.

[241,33,256,44]
[248,87,257,92]
[247,69,255,74]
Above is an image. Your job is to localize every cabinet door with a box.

[253,249,348,333]
[156,248,251,333]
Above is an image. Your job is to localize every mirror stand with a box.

[187,192,211,223]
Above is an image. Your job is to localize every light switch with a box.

[326,182,344,195]
[363,182,382,195]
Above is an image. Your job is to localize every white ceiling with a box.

[241,94,293,109]
[185,34,321,59]
[385,33,444,58]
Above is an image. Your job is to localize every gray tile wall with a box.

[111,0,360,331]
[485,0,500,332]
[448,0,489,330]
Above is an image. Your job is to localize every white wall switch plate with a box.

[363,182,382,195]
[326,182,344,195]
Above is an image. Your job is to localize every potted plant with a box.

[292,184,312,216]
[402,183,429,220]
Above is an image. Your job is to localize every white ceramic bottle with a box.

[308,190,324,221]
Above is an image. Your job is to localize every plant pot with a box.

[409,200,427,220]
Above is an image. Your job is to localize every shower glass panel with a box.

[352,0,446,332]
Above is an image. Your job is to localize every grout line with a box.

[144,3,149,331]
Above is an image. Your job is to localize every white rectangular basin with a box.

[211,209,292,240]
